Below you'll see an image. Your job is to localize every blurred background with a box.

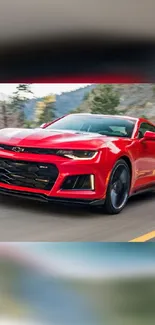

[0,243,155,325]
[0,0,155,46]
[1,2,155,324]
[0,83,155,243]
[1,83,155,129]
[1,1,155,81]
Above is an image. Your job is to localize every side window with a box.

[138,123,155,138]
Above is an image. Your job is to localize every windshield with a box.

[46,115,136,138]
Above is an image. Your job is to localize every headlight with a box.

[56,150,98,159]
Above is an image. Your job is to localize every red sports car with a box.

[0,113,155,214]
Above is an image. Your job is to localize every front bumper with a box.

[0,187,105,206]
[0,150,108,203]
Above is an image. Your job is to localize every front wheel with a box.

[104,159,131,215]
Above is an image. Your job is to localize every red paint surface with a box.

[0,115,155,200]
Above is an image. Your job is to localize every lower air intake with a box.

[61,175,94,190]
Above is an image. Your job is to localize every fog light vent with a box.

[61,175,95,190]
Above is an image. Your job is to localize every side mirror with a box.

[143,131,155,141]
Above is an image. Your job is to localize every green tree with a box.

[2,102,8,127]
[69,107,82,114]
[11,84,33,127]
[91,84,120,115]
[24,120,34,128]
[35,95,56,125]
[83,92,90,101]
[41,101,56,123]
[0,98,8,128]
[152,84,155,95]
[141,114,147,119]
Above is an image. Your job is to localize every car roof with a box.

[70,113,138,121]
[69,114,155,126]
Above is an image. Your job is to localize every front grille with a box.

[0,158,59,190]
[0,144,58,155]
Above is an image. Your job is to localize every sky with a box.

[0,83,91,98]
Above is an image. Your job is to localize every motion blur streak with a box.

[0,243,155,325]
[1,0,155,45]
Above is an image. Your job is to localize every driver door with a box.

[134,122,155,189]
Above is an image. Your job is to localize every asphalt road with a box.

[0,192,155,242]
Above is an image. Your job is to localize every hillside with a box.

[76,84,155,122]
[23,84,96,120]
[24,83,155,122]
[1,83,155,128]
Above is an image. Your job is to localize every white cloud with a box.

[0,83,91,98]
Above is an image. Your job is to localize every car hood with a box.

[0,128,113,150]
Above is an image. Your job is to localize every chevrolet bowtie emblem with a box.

[12,147,25,153]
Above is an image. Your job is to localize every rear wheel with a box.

[104,159,131,215]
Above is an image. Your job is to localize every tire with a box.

[104,159,131,215]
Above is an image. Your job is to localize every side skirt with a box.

[130,184,155,198]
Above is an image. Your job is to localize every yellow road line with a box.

[129,231,155,242]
